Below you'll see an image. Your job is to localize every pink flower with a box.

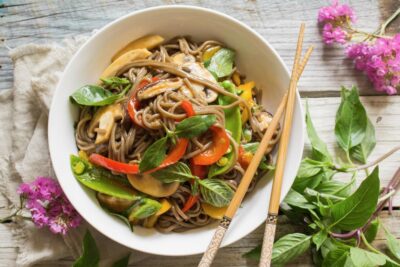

[346,35,400,95]
[322,23,347,45]
[17,177,82,234]
[318,0,356,24]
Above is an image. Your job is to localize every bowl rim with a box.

[48,4,304,256]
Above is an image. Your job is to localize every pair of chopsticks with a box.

[198,23,313,267]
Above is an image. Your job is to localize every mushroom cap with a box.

[127,173,179,198]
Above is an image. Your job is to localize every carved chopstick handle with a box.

[259,213,278,267]
[198,216,232,267]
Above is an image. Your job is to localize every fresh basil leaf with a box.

[103,208,134,232]
[315,179,354,198]
[330,167,380,231]
[139,136,168,172]
[272,233,312,265]
[304,187,344,204]
[364,218,380,243]
[128,198,161,220]
[72,230,100,267]
[175,115,216,138]
[350,247,386,267]
[206,48,235,78]
[383,261,400,267]
[322,247,350,267]
[70,84,128,106]
[297,159,323,178]
[350,118,376,164]
[321,238,350,258]
[111,254,130,267]
[284,188,316,210]
[243,244,261,260]
[243,233,311,264]
[312,230,328,251]
[101,77,130,88]
[70,155,137,200]
[334,86,368,152]
[199,178,234,207]
[152,162,195,183]
[383,224,400,261]
[306,101,332,162]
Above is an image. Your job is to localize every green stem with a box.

[379,7,400,35]
[0,208,21,223]
[378,189,396,203]
[361,233,381,254]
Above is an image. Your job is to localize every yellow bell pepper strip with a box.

[202,46,221,62]
[143,199,171,228]
[238,81,256,124]
[201,202,228,220]
[208,81,242,178]
[232,71,241,86]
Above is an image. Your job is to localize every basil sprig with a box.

[138,115,216,173]
[244,86,400,267]
[205,48,236,79]
[70,78,131,106]
[151,161,234,207]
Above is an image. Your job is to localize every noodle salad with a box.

[69,35,279,232]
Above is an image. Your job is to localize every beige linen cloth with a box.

[0,36,148,266]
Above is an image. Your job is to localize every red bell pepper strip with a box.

[182,160,207,213]
[192,126,230,165]
[181,100,195,117]
[127,77,159,126]
[238,146,253,170]
[89,154,139,174]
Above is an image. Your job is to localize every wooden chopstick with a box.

[198,23,312,267]
[259,23,311,267]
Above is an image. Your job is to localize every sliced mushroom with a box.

[96,192,134,213]
[101,48,152,79]
[136,78,183,101]
[112,35,164,62]
[127,173,179,198]
[88,103,124,144]
[171,53,218,103]
[254,110,273,133]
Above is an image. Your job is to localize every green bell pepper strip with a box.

[208,81,242,178]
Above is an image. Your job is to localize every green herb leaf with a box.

[101,77,130,88]
[206,48,235,78]
[243,245,261,260]
[364,218,380,243]
[242,142,260,154]
[152,162,195,183]
[272,233,312,265]
[350,118,376,163]
[315,179,354,198]
[139,137,168,172]
[70,84,129,106]
[199,178,234,207]
[350,247,386,267]
[284,188,316,210]
[306,101,332,162]
[243,233,311,265]
[72,230,100,267]
[297,159,323,178]
[105,209,134,232]
[312,230,328,251]
[111,254,130,267]
[175,115,216,138]
[330,167,380,231]
[334,86,368,152]
[322,247,350,267]
[128,198,161,220]
[383,224,400,261]
[70,155,137,200]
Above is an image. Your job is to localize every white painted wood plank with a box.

[1,0,397,96]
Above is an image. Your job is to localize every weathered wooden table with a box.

[1,0,399,266]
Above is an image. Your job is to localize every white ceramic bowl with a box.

[49,5,304,256]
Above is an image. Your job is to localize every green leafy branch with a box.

[244,86,400,266]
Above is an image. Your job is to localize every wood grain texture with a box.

[0,1,399,266]
[0,0,399,95]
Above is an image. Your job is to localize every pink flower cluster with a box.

[346,36,400,95]
[17,177,81,235]
[318,0,355,45]
[318,1,399,95]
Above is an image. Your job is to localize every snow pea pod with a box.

[208,81,242,178]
